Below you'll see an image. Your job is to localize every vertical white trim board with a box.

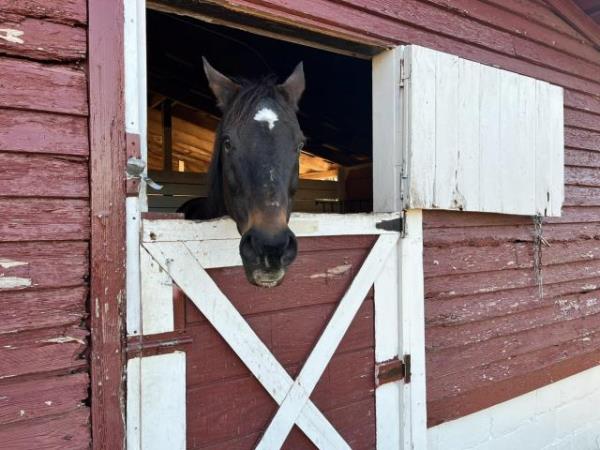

[401,210,427,450]
[127,352,187,450]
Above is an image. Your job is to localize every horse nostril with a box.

[281,231,298,267]
[240,232,259,263]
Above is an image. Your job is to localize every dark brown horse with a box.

[179,58,305,288]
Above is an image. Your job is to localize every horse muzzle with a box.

[239,226,298,288]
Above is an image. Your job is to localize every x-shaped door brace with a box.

[144,233,398,449]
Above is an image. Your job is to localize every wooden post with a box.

[88,0,127,448]
[162,100,173,171]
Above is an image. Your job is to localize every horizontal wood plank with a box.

[0,407,90,450]
[0,198,89,241]
[426,289,600,351]
[0,110,88,155]
[0,153,88,198]
[0,326,88,379]
[0,12,86,61]
[0,59,87,115]
[0,241,88,291]
[426,277,600,327]
[0,286,87,334]
[0,0,87,25]
[427,347,600,426]
[0,372,88,425]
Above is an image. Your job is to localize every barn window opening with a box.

[146,9,373,214]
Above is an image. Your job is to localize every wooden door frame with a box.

[88,0,128,449]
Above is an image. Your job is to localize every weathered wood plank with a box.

[424,0,600,63]
[0,241,88,291]
[423,222,600,246]
[424,239,600,278]
[427,347,600,426]
[426,290,600,351]
[0,12,86,61]
[425,259,600,299]
[564,127,600,151]
[565,186,600,206]
[0,0,86,25]
[0,286,87,334]
[88,0,127,446]
[0,198,89,242]
[566,148,600,168]
[0,326,88,379]
[566,165,600,187]
[0,58,87,115]
[0,372,88,425]
[564,108,600,132]
[426,278,600,327]
[428,323,600,403]
[0,110,88,155]
[0,408,90,450]
[423,207,600,228]
[0,153,88,198]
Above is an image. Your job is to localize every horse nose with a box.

[240,227,298,269]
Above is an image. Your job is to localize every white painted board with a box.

[403,45,564,216]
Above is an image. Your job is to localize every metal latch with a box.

[375,354,411,386]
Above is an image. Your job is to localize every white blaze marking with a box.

[0,29,24,44]
[254,107,279,130]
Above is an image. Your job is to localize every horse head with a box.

[203,58,305,287]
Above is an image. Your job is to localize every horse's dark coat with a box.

[178,59,305,287]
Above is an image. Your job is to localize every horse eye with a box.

[223,138,232,152]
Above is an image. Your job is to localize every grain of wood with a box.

[0,110,88,155]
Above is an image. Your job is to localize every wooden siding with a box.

[176,235,377,449]
[202,0,600,427]
[0,0,91,447]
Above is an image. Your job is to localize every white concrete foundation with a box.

[428,364,600,450]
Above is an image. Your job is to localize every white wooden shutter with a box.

[400,45,564,216]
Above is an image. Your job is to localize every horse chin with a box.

[250,268,286,288]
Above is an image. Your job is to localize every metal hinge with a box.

[375,211,407,237]
[375,354,411,386]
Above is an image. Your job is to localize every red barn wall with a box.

[0,0,91,447]
[210,0,600,427]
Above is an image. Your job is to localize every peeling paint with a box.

[44,336,86,345]
[0,28,24,44]
[0,258,28,269]
[310,264,353,279]
[0,276,31,289]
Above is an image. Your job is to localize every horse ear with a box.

[279,62,305,109]
[203,57,240,110]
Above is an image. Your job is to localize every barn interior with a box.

[146,9,373,213]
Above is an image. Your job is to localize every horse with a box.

[178,58,306,288]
